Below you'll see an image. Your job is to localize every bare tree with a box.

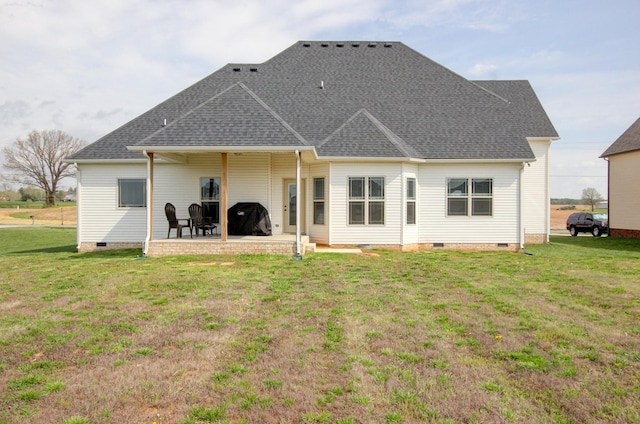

[581,187,604,211]
[2,130,85,207]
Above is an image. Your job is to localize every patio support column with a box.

[221,152,228,241]
[519,162,525,251]
[295,150,301,256]
[144,151,154,255]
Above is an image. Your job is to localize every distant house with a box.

[600,117,640,238]
[67,41,559,255]
[63,193,75,202]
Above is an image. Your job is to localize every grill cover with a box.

[227,202,272,236]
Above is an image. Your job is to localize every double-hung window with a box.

[200,177,220,222]
[447,178,492,216]
[348,177,385,225]
[118,179,146,207]
[313,177,325,225]
[406,178,416,224]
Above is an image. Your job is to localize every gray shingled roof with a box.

[601,117,640,157]
[69,41,558,161]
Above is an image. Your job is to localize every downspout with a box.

[520,162,526,250]
[295,150,302,258]
[74,164,81,252]
[143,151,152,255]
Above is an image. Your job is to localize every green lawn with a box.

[0,228,638,424]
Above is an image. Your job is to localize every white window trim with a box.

[117,178,146,208]
[348,176,385,226]
[446,177,493,217]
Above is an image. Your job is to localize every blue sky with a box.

[1,0,639,198]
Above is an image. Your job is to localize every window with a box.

[118,179,146,207]
[313,177,325,225]
[200,177,220,223]
[447,178,492,216]
[348,177,385,225]
[406,178,416,224]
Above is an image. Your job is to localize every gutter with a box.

[75,164,82,252]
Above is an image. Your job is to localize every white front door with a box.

[283,179,305,234]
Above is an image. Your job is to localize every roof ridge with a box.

[236,82,310,146]
[134,82,244,146]
[136,82,309,147]
[318,109,417,158]
[358,110,420,158]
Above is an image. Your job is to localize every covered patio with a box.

[136,148,317,257]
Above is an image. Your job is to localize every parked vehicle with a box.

[566,212,608,237]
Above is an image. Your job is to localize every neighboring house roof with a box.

[601,117,640,157]
[69,41,558,162]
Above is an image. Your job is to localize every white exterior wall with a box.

[328,162,403,245]
[79,153,279,243]
[308,163,330,245]
[270,153,309,236]
[402,164,420,246]
[609,150,640,231]
[79,154,540,249]
[77,163,148,243]
[152,153,272,240]
[523,140,551,237]
[419,163,521,244]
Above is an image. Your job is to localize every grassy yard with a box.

[0,229,638,424]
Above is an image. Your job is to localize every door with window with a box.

[283,179,305,233]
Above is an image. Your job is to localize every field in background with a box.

[0,205,598,230]
[0,227,638,423]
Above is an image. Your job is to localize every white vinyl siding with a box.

[329,163,402,245]
[309,163,330,244]
[77,163,148,243]
[523,140,551,235]
[152,153,271,239]
[402,164,420,245]
[419,163,521,244]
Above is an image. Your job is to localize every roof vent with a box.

[336,43,344,48]
[321,43,329,47]
[232,67,241,72]
[249,67,258,72]
[302,42,311,47]
[384,43,393,48]
[368,43,377,48]
[352,43,360,48]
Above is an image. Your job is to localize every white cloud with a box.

[467,63,498,77]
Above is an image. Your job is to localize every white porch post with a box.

[295,150,301,256]
[520,162,525,250]
[144,151,154,255]
[221,152,228,242]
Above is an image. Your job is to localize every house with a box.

[600,117,640,238]
[67,41,559,256]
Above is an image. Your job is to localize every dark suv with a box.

[566,212,608,237]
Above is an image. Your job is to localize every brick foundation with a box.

[524,233,548,244]
[78,242,143,253]
[146,239,305,256]
[609,228,640,239]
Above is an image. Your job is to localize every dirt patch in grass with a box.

[0,206,76,226]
